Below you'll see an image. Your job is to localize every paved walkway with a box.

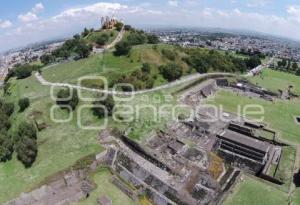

[245,57,274,77]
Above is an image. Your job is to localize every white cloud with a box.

[32,3,44,13]
[287,5,300,22]
[168,0,178,7]
[18,3,44,23]
[1,1,300,52]
[0,20,12,29]
[18,12,38,22]
[247,0,270,8]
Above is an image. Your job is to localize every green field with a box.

[292,189,300,205]
[223,175,289,205]
[274,146,296,190]
[249,68,300,95]
[210,90,300,144]
[75,168,136,205]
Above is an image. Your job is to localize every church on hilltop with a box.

[101,16,118,30]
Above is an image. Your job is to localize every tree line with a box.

[274,58,300,76]
[0,97,37,168]
[40,34,93,65]
[114,27,160,56]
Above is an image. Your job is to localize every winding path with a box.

[35,27,271,95]
[35,72,235,96]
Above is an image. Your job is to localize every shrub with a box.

[147,34,160,44]
[18,98,30,112]
[115,22,124,31]
[127,32,147,45]
[2,102,14,116]
[245,55,261,69]
[92,96,115,118]
[141,63,151,73]
[162,49,176,61]
[159,63,183,82]
[56,88,79,111]
[0,133,13,162]
[96,33,109,46]
[114,41,132,56]
[16,136,38,168]
[15,121,38,168]
[14,65,32,79]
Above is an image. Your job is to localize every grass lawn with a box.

[75,168,137,205]
[42,54,105,83]
[292,189,300,205]
[274,146,296,191]
[223,175,289,205]
[42,47,145,84]
[248,68,300,95]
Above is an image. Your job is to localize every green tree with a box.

[162,49,176,61]
[73,34,80,40]
[296,68,300,76]
[40,54,55,65]
[75,41,92,59]
[92,96,115,118]
[14,65,32,79]
[245,55,261,69]
[0,133,13,162]
[0,112,11,133]
[3,82,11,95]
[18,98,30,112]
[114,41,132,56]
[2,102,14,116]
[56,88,79,110]
[127,32,146,45]
[16,121,37,140]
[282,59,287,67]
[96,33,109,46]
[15,121,38,168]
[141,63,151,73]
[147,34,159,44]
[115,22,124,31]
[159,63,183,82]
[16,136,38,168]
[81,27,90,37]
[292,62,298,71]
[124,25,132,31]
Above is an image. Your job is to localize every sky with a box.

[1,0,300,51]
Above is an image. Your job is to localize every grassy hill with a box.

[84,29,118,45]
[0,28,287,204]
[41,44,191,86]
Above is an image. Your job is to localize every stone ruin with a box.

[4,170,95,205]
[216,78,299,101]
[99,122,242,205]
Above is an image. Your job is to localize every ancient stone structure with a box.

[4,170,95,205]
